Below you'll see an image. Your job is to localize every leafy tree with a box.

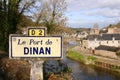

[0,0,67,51]
[0,0,35,51]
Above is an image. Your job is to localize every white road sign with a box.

[9,35,62,58]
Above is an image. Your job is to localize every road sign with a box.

[27,27,46,36]
[9,27,62,80]
[9,35,62,58]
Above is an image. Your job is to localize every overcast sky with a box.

[65,0,120,28]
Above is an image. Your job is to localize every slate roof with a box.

[95,45,119,52]
[88,35,102,40]
[88,34,120,40]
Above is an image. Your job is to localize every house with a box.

[71,32,77,38]
[107,27,120,34]
[89,27,99,35]
[101,27,120,34]
[77,31,88,39]
[62,32,70,38]
[82,34,120,50]
[100,28,108,34]
[89,24,100,35]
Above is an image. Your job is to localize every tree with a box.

[0,0,35,51]
[33,0,67,34]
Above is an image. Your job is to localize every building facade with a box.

[82,34,120,49]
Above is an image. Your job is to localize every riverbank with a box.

[66,49,86,64]
[67,46,120,73]
[0,56,31,80]
[0,51,72,80]
[67,48,96,65]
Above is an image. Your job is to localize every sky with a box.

[65,0,120,28]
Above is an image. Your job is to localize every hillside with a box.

[70,27,90,33]
[106,22,120,28]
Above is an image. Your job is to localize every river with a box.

[63,42,120,80]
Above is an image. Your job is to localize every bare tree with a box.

[19,0,36,15]
[34,0,67,34]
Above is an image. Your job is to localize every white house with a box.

[82,34,120,49]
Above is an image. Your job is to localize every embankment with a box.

[67,46,120,73]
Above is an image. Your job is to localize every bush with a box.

[116,52,120,56]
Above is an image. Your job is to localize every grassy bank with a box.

[87,56,97,64]
[67,50,86,64]
[67,49,97,65]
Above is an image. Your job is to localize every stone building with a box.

[90,24,99,35]
[82,34,120,49]
[108,27,120,34]
[77,31,88,39]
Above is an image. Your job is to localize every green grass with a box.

[87,56,97,64]
[67,50,86,64]
[88,56,97,61]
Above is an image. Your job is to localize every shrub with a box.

[116,52,120,56]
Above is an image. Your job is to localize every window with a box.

[118,41,120,43]
[99,42,101,45]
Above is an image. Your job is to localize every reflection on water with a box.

[63,42,120,80]
[68,41,78,45]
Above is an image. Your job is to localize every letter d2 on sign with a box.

[9,35,62,58]
[27,27,46,36]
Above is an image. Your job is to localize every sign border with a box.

[9,35,62,59]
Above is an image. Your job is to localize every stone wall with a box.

[95,50,117,59]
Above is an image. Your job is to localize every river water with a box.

[63,42,120,80]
